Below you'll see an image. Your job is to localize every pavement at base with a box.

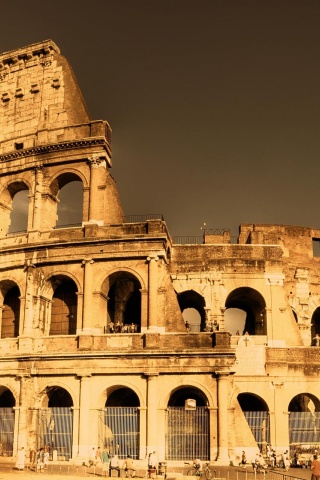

[0,464,313,480]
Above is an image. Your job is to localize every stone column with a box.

[272,381,289,451]
[145,373,159,455]
[71,407,80,459]
[209,406,218,461]
[215,372,230,464]
[23,262,36,336]
[31,165,44,232]
[16,375,29,450]
[147,256,158,330]
[0,305,4,337]
[87,156,104,224]
[78,375,92,458]
[81,258,94,332]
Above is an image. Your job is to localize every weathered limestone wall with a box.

[0,40,90,152]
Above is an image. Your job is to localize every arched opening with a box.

[100,387,140,458]
[0,182,29,236]
[56,180,83,227]
[48,388,73,408]
[225,287,267,335]
[237,393,270,454]
[177,291,207,332]
[0,387,15,456]
[1,285,20,338]
[182,308,201,332]
[38,387,73,460]
[225,308,246,335]
[288,393,320,454]
[50,278,77,335]
[104,272,141,333]
[47,173,83,230]
[311,308,320,345]
[9,190,29,233]
[166,387,209,460]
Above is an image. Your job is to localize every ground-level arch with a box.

[36,386,74,461]
[237,393,270,454]
[98,386,140,459]
[165,386,210,460]
[289,393,320,454]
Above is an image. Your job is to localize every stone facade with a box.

[0,40,319,466]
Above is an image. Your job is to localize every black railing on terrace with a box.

[173,236,204,244]
[173,236,239,245]
[124,214,164,222]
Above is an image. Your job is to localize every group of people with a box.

[109,322,138,334]
[184,321,220,333]
[14,446,50,472]
[239,446,291,472]
[88,447,137,478]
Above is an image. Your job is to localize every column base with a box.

[214,448,230,466]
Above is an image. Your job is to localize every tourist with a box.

[311,454,320,480]
[313,334,320,346]
[193,458,203,471]
[96,447,102,464]
[148,451,158,470]
[110,454,121,477]
[36,448,44,473]
[15,446,25,470]
[43,447,49,469]
[123,454,136,477]
[241,451,247,467]
[89,447,97,466]
[101,449,110,477]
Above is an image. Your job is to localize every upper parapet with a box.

[0,40,95,155]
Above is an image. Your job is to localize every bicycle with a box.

[187,462,216,480]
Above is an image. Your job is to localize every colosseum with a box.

[0,39,319,467]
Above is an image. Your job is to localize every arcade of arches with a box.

[0,384,319,461]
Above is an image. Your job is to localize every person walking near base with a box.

[311,454,320,480]
[15,447,25,470]
[101,449,110,477]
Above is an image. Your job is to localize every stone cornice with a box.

[0,39,59,75]
[0,138,110,162]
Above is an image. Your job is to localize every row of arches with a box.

[180,287,267,335]
[0,386,318,460]
[3,274,320,339]
[180,286,320,343]
[238,392,320,453]
[6,177,83,235]
[0,272,142,338]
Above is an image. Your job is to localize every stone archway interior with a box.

[225,287,267,335]
[177,291,206,332]
[103,387,140,459]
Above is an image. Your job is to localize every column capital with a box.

[82,258,94,265]
[214,370,231,378]
[87,154,106,167]
[34,164,45,172]
[77,373,92,380]
[144,371,159,378]
[147,256,159,262]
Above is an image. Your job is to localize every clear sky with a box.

[2,0,320,238]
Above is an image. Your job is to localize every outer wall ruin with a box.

[0,40,319,466]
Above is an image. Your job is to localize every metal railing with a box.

[173,235,204,244]
[124,214,164,223]
[173,235,239,245]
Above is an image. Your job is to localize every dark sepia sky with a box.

[2,0,320,238]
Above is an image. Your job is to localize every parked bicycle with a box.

[186,462,216,480]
